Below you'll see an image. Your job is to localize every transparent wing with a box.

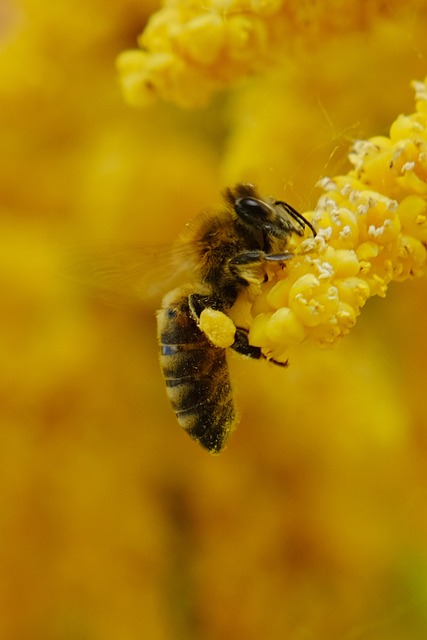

[66,241,198,305]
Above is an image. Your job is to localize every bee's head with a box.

[224,183,316,240]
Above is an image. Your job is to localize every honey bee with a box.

[156,183,315,454]
[72,183,315,454]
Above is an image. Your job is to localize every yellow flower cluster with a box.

[117,0,281,107]
[203,77,427,358]
[117,0,418,108]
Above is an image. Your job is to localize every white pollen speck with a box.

[320,196,338,212]
[349,190,361,204]
[327,286,339,300]
[368,224,384,238]
[313,234,328,253]
[311,210,323,223]
[318,227,333,241]
[339,225,352,238]
[386,199,398,212]
[349,140,379,171]
[357,203,369,215]
[298,237,317,253]
[401,161,415,172]
[412,80,427,101]
[317,176,336,191]
[331,211,343,226]
[351,140,376,156]
[317,261,334,279]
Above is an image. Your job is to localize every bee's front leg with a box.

[231,327,288,368]
[229,250,294,284]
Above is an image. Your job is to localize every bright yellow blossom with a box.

[199,77,427,359]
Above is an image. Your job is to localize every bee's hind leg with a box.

[232,327,288,368]
[188,292,219,320]
[189,293,288,368]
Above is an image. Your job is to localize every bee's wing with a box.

[66,242,197,305]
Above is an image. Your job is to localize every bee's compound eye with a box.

[234,197,270,224]
[166,308,177,319]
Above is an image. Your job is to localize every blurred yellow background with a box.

[1,1,427,638]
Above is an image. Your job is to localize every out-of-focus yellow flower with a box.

[118,0,427,107]
[117,1,278,107]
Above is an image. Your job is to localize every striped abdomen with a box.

[157,289,236,454]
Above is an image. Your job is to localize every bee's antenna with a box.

[274,200,317,237]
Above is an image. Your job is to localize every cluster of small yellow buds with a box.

[202,77,427,359]
[117,0,282,106]
[116,1,413,109]
[117,1,282,108]
[245,77,427,357]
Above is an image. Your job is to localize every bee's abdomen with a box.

[157,290,236,454]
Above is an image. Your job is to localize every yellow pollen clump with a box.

[199,308,236,348]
